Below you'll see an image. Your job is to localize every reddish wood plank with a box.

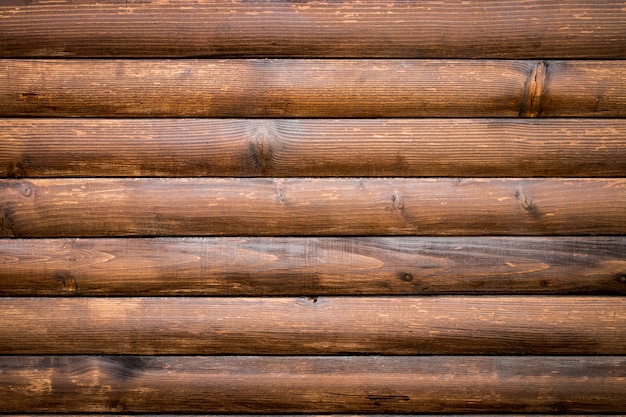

[1,356,625,413]
[2,119,626,178]
[1,297,625,355]
[0,1,624,58]
[1,178,625,237]
[1,237,625,296]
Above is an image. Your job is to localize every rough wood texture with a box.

[1,178,625,237]
[3,118,626,178]
[2,60,625,117]
[1,237,625,296]
[1,356,625,413]
[1,0,624,58]
[1,297,625,355]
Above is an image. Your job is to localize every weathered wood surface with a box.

[1,237,625,296]
[1,0,625,59]
[5,413,619,417]
[2,178,625,237]
[1,297,625,355]
[1,356,625,413]
[3,118,626,178]
[2,60,625,117]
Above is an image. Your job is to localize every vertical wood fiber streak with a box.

[1,60,625,117]
[2,119,626,178]
[1,356,625,413]
[1,237,625,296]
[0,0,624,58]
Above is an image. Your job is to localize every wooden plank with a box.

[1,237,625,296]
[3,118,626,178]
[1,178,625,237]
[1,356,625,413]
[0,0,624,58]
[0,59,528,117]
[4,410,620,416]
[1,60,625,117]
[1,297,625,355]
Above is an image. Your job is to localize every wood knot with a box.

[520,60,547,117]
[18,182,32,197]
[391,192,404,211]
[398,272,414,282]
[515,189,540,217]
[248,122,274,174]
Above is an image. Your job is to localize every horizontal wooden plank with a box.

[5,413,619,417]
[1,60,625,117]
[1,237,625,296]
[1,178,625,237]
[3,119,626,178]
[0,0,624,58]
[1,356,625,413]
[1,297,625,355]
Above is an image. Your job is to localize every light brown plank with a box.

[1,178,625,237]
[2,60,625,117]
[2,119,626,178]
[1,356,625,413]
[1,297,625,355]
[0,0,624,58]
[0,59,529,117]
[1,237,625,296]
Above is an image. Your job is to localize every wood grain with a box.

[3,415,619,417]
[1,237,625,296]
[1,178,625,237]
[3,118,626,178]
[1,297,625,355]
[1,356,625,413]
[2,59,625,117]
[0,0,624,58]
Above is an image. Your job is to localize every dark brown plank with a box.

[0,0,624,58]
[1,178,625,237]
[1,356,625,413]
[1,237,625,296]
[2,60,625,117]
[1,297,625,355]
[4,413,619,417]
[3,119,626,178]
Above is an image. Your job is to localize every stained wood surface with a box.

[1,0,625,58]
[3,118,626,178]
[1,356,625,413]
[2,178,625,237]
[1,297,625,355]
[2,60,625,117]
[2,237,625,296]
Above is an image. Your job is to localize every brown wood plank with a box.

[1,356,625,413]
[4,411,620,416]
[0,1,624,58]
[0,59,529,117]
[1,237,625,296]
[1,178,625,237]
[3,119,626,178]
[1,297,625,355]
[1,60,624,117]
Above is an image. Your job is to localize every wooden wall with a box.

[1,0,626,415]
